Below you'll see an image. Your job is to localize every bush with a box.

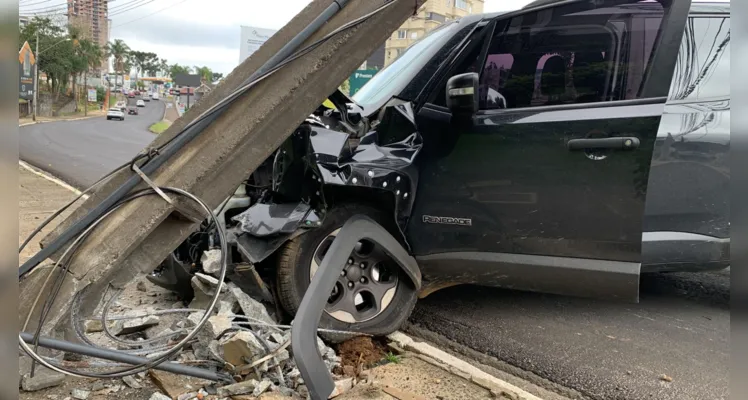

[96,86,106,102]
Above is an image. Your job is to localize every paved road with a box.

[409,269,729,400]
[19,98,164,188]
[18,103,729,400]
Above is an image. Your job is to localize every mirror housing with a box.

[446,72,479,118]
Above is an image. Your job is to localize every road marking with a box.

[19,161,88,198]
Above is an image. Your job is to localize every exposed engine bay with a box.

[148,89,423,301]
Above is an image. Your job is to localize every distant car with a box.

[151,92,160,100]
[128,92,135,98]
[136,99,145,107]
[128,107,139,115]
[115,101,127,112]
[107,107,125,121]
[143,95,151,102]
[134,90,140,96]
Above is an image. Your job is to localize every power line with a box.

[110,0,160,16]
[19,0,55,7]
[113,0,191,28]
[109,0,152,12]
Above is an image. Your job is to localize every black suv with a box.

[151,0,730,338]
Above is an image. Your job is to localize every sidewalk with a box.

[19,108,107,127]
[18,164,549,400]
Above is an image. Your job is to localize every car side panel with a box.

[641,12,730,271]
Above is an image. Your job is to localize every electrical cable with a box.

[19,0,393,279]
[20,186,228,379]
[19,0,393,379]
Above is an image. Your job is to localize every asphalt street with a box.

[18,106,729,400]
[409,269,729,400]
[19,97,164,188]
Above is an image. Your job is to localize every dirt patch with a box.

[335,337,388,376]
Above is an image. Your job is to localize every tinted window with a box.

[668,16,730,101]
[475,1,666,110]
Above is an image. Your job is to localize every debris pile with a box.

[49,267,350,399]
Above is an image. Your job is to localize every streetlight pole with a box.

[32,31,39,122]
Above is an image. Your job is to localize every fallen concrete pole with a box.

[20,0,426,338]
[20,332,232,382]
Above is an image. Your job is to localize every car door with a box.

[407,0,691,302]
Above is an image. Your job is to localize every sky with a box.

[104,0,536,75]
[20,0,728,76]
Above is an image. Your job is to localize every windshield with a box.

[352,21,459,111]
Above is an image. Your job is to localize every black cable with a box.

[22,2,397,376]
[19,0,391,278]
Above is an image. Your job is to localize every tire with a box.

[277,204,417,342]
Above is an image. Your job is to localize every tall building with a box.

[67,0,110,74]
[384,0,484,66]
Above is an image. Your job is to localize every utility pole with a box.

[32,31,39,122]
[21,0,426,336]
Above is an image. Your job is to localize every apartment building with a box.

[67,0,110,74]
[384,0,484,66]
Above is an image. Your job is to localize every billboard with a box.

[18,41,35,100]
[349,69,378,96]
[123,75,131,91]
[88,88,97,102]
[239,26,278,64]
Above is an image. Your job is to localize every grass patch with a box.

[384,352,401,364]
[149,120,171,134]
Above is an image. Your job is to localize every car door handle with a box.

[567,137,640,151]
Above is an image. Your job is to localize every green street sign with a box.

[349,69,378,96]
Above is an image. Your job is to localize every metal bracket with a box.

[291,214,421,400]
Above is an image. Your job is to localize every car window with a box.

[455,1,669,110]
[668,16,730,101]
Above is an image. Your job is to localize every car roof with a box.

[468,0,729,20]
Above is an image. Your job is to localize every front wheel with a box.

[277,204,417,341]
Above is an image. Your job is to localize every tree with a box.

[211,72,224,82]
[159,58,169,77]
[106,39,130,89]
[168,63,191,79]
[19,17,72,97]
[78,39,102,115]
[194,65,212,83]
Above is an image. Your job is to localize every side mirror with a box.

[446,72,479,118]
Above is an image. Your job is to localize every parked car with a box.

[148,0,730,339]
[106,107,125,121]
[128,107,139,115]
[136,99,146,107]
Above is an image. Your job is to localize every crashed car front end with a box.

[147,97,424,300]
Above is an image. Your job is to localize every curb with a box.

[388,331,544,400]
[18,161,87,198]
[19,113,104,127]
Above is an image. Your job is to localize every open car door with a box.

[409,0,692,302]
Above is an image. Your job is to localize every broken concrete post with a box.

[20,0,426,341]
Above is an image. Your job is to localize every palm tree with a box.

[106,39,130,89]
[79,40,102,116]
[159,58,169,78]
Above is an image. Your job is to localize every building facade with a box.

[67,0,109,74]
[384,0,484,66]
